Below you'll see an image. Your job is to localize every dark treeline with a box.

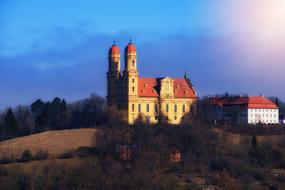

[0,94,107,141]
[0,94,284,141]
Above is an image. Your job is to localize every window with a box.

[132,87,135,92]
[182,105,186,113]
[155,104,158,112]
[132,104,135,112]
[166,104,169,112]
[132,78,135,83]
[174,104,177,113]
[174,116,177,120]
[132,60,135,67]
[146,104,150,112]
[138,104,141,112]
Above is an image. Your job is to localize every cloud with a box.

[139,33,285,95]
[0,24,284,109]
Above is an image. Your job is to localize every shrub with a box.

[58,151,73,159]
[74,147,100,158]
[210,156,230,171]
[35,149,49,160]
[21,149,33,162]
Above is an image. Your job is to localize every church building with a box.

[107,41,197,124]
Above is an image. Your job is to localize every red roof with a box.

[125,42,136,53]
[208,96,278,109]
[138,77,196,98]
[109,44,120,54]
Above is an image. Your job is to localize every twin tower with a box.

[107,41,139,110]
[107,41,197,125]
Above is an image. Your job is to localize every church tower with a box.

[107,42,121,106]
[106,40,197,125]
[124,40,138,97]
[124,41,139,124]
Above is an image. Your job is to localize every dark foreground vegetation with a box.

[1,122,285,189]
[0,95,285,189]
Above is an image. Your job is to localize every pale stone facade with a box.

[207,95,279,125]
[107,41,197,124]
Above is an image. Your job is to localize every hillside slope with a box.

[0,128,97,158]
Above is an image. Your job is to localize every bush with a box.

[210,156,230,171]
[35,149,49,160]
[58,151,73,159]
[21,149,33,162]
[74,147,100,158]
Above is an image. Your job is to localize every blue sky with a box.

[0,0,285,108]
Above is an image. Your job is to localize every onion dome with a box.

[125,40,136,53]
[109,41,120,54]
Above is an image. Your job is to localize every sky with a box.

[0,0,285,109]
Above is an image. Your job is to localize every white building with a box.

[207,95,279,125]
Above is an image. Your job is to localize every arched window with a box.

[132,60,135,67]
[146,104,150,112]
[155,104,158,112]
[132,87,135,92]
[174,104,177,113]
[166,104,169,112]
[132,104,135,112]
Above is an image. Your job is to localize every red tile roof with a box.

[138,78,159,97]
[125,42,136,53]
[138,77,196,98]
[208,96,278,109]
[109,44,120,54]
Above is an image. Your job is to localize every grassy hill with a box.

[1,126,285,189]
[0,128,97,159]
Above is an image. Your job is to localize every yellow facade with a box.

[107,41,197,125]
